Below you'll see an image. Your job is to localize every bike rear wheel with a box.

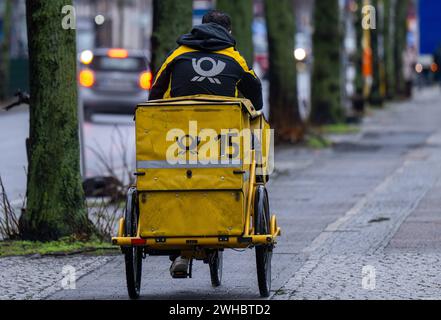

[124,187,143,299]
[209,250,223,287]
[254,186,273,298]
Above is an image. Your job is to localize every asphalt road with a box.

[41,87,441,300]
[0,80,272,203]
[0,105,29,203]
[0,107,137,203]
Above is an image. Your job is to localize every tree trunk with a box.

[150,0,193,74]
[352,0,365,113]
[369,0,384,107]
[310,0,344,125]
[394,0,409,97]
[0,0,12,100]
[264,0,303,143]
[20,0,94,241]
[383,0,396,99]
[216,0,254,66]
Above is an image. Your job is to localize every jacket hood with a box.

[177,23,236,51]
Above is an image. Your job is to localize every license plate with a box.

[100,79,135,91]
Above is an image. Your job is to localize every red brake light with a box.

[108,49,129,59]
[79,69,95,88]
[139,71,153,90]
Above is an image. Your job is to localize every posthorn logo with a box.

[176,134,201,155]
[191,57,226,84]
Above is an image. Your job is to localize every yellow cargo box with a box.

[134,95,269,237]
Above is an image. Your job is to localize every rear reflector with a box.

[79,69,95,88]
[139,71,153,90]
[108,48,129,59]
[131,238,147,245]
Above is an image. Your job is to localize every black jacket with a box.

[149,23,263,110]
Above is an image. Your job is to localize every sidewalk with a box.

[0,255,114,300]
[274,87,441,299]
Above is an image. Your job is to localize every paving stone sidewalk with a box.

[0,255,114,300]
[274,88,441,300]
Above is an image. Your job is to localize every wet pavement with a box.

[1,87,441,300]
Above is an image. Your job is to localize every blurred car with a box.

[78,48,152,120]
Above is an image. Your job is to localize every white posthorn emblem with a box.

[191,57,226,84]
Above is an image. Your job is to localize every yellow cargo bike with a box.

[112,95,281,299]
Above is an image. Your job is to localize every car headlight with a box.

[294,48,307,62]
[80,50,94,65]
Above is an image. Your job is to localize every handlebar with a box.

[2,90,30,111]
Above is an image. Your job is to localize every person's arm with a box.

[228,49,263,110]
[149,62,172,101]
[237,71,264,111]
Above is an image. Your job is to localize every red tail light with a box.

[79,69,95,88]
[108,48,129,59]
[139,71,153,90]
[131,238,146,245]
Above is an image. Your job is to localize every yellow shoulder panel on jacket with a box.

[214,47,257,78]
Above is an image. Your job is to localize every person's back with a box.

[149,11,263,111]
